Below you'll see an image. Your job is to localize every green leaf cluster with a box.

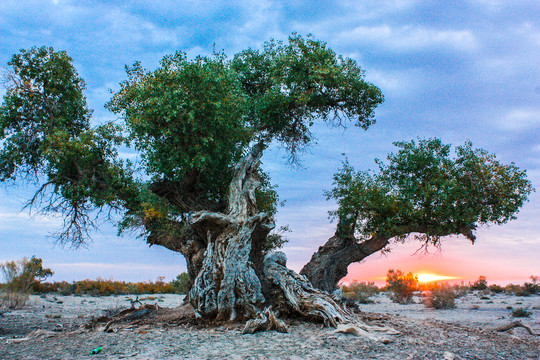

[0,46,91,181]
[105,34,383,205]
[231,34,383,155]
[0,47,139,246]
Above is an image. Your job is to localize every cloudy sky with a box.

[1,0,539,284]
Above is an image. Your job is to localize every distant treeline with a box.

[0,274,190,297]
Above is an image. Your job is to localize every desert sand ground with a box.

[1,292,538,359]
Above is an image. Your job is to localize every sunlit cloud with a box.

[499,108,540,131]
[337,25,478,52]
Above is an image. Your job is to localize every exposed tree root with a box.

[242,307,288,334]
[264,252,352,326]
[263,251,400,342]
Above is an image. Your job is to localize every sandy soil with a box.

[1,292,538,359]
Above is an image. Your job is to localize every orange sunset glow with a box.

[416,273,460,283]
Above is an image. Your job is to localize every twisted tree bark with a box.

[187,142,273,321]
[259,251,399,342]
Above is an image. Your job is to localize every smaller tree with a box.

[470,275,488,291]
[386,269,418,304]
[172,272,190,294]
[301,138,534,292]
[1,256,53,309]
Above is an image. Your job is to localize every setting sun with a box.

[416,273,459,283]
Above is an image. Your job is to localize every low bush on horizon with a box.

[423,283,456,309]
[488,284,504,293]
[341,281,380,303]
[470,276,488,291]
[386,269,419,304]
[459,275,539,297]
[31,273,190,296]
[450,282,470,298]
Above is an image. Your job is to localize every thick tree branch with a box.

[227,141,266,219]
[300,225,390,292]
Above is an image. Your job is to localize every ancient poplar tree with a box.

[0,36,384,325]
[1,38,532,330]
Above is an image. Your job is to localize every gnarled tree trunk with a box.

[263,251,352,326]
[300,225,390,292]
[187,142,273,321]
[148,143,399,341]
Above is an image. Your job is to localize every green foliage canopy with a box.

[106,34,383,205]
[327,138,534,246]
[1,35,383,249]
[0,46,139,246]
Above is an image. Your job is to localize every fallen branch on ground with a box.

[491,321,538,336]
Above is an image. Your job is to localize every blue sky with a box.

[1,0,539,283]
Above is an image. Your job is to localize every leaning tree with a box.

[300,138,534,292]
[0,36,393,332]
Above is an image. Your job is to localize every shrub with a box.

[523,276,538,295]
[511,307,532,318]
[423,283,456,309]
[341,281,379,303]
[0,256,53,309]
[453,282,470,298]
[470,276,488,291]
[505,284,531,297]
[386,269,418,304]
[488,284,504,294]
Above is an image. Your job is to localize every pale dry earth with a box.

[1,292,538,359]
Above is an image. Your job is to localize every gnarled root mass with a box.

[261,251,400,342]
[263,251,352,327]
[242,307,288,334]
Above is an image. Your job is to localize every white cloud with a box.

[338,25,478,52]
[336,0,419,21]
[499,108,540,131]
[102,8,183,48]
[0,209,61,229]
[364,68,424,97]
[531,144,540,153]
